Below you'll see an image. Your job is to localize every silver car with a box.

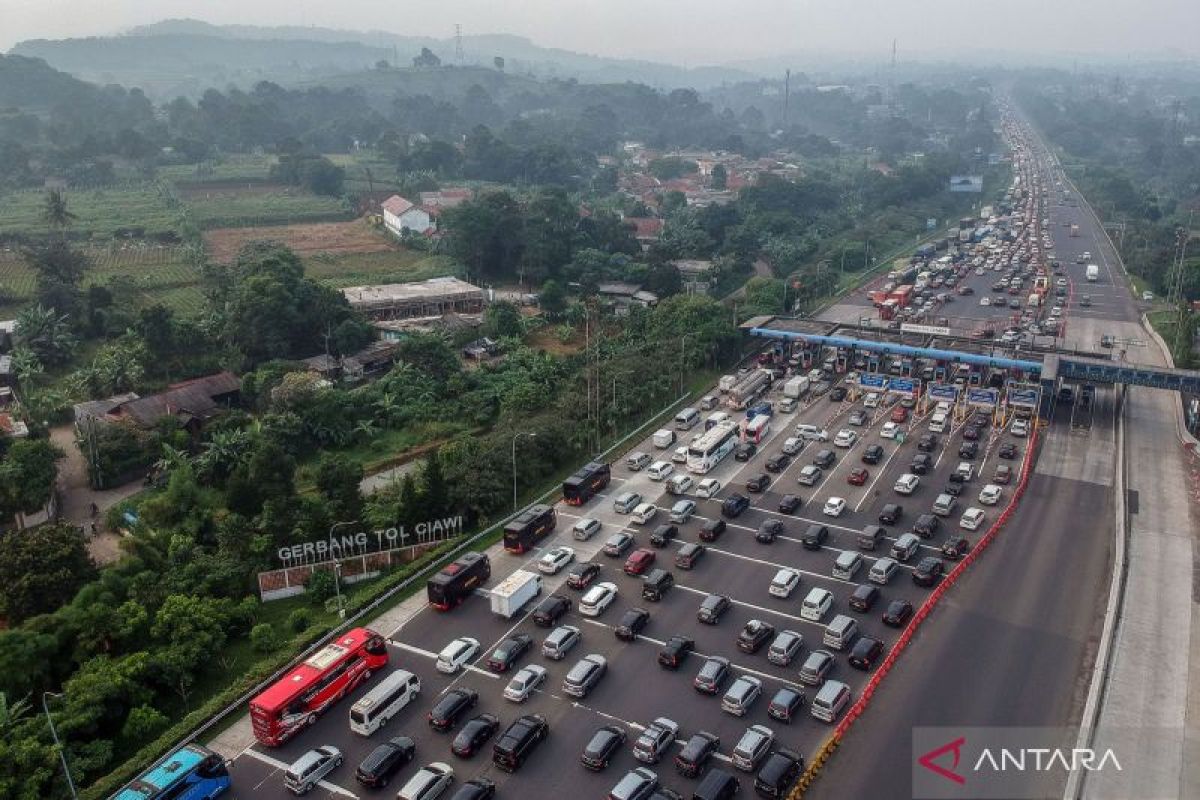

[284,745,343,795]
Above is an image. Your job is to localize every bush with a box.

[121,705,168,743]
[305,568,338,604]
[287,608,312,634]
[250,623,281,653]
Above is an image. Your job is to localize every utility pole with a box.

[43,692,77,800]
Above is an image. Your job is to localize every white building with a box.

[381,195,433,237]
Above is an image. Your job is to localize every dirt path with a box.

[49,424,141,565]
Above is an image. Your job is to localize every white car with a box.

[668,474,696,496]
[436,637,481,674]
[797,465,823,486]
[396,762,454,800]
[833,429,858,448]
[769,568,801,598]
[894,474,920,495]
[696,478,722,499]
[880,422,901,439]
[782,437,805,456]
[647,461,674,481]
[672,446,689,464]
[823,497,847,517]
[1011,419,1029,437]
[670,499,697,523]
[978,484,1003,506]
[980,297,991,306]
[579,582,619,617]
[573,518,601,541]
[538,546,576,575]
[863,392,881,409]
[959,507,987,531]
[503,664,548,702]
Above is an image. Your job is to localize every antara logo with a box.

[917,736,1123,785]
[918,736,967,785]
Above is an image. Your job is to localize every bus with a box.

[687,421,739,475]
[502,504,557,554]
[114,743,231,800]
[744,415,770,444]
[349,668,421,736]
[249,627,389,746]
[427,551,491,610]
[562,461,611,506]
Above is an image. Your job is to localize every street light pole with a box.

[327,520,356,619]
[512,432,537,511]
[679,334,693,396]
[42,692,77,800]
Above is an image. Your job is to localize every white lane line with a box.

[854,442,905,512]
[386,640,500,686]
[675,583,815,626]
[702,543,851,586]
[241,749,359,798]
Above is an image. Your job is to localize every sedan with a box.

[436,637,481,674]
[883,599,914,627]
[822,497,847,517]
[797,465,823,486]
[609,768,658,800]
[615,607,651,641]
[503,664,548,702]
[848,410,869,427]
[847,467,869,486]
[736,619,775,653]
[913,557,946,587]
[428,688,478,731]
[746,473,771,493]
[486,634,533,673]
[917,433,938,453]
[532,594,571,627]
[978,484,1003,506]
[580,582,619,617]
[764,453,791,473]
[451,714,500,758]
[537,546,576,575]
[941,536,971,560]
[998,443,1019,459]
[848,583,880,612]
[756,519,784,543]
[861,444,884,465]
[890,407,909,423]
[848,636,886,671]
[624,549,656,576]
[697,593,732,624]
[452,778,495,800]
[581,725,627,771]
[834,429,858,448]
[722,493,751,517]
[603,532,634,557]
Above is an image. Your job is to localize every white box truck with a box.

[718,375,738,393]
[490,570,542,618]
[783,376,810,399]
[1086,264,1099,282]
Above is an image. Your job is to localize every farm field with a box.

[202,219,394,262]
[185,190,352,230]
[157,154,276,184]
[0,185,182,240]
[301,250,460,287]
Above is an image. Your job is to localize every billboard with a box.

[966,388,1000,407]
[901,323,951,336]
[1007,386,1040,409]
[859,373,888,389]
[888,378,917,396]
[928,383,959,402]
[949,175,984,193]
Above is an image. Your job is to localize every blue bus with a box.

[114,744,230,800]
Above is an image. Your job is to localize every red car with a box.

[890,407,909,423]
[847,467,869,486]
[623,548,656,576]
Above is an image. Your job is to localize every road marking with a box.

[386,640,500,686]
[569,698,647,731]
[702,543,853,586]
[241,749,359,798]
[854,441,905,512]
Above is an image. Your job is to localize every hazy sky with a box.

[5,0,1200,63]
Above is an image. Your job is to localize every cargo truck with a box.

[1086,264,1099,282]
[726,369,773,410]
[490,570,542,618]
[783,376,810,398]
[1069,225,1080,237]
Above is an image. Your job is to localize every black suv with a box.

[615,607,650,641]
[700,518,727,541]
[999,442,1019,459]
[675,731,721,778]
[878,504,902,525]
[848,636,885,671]
[746,474,771,493]
[428,688,479,731]
[909,453,932,475]
[693,656,730,695]
[941,536,971,560]
[736,619,775,653]
[722,493,751,518]
[765,453,791,473]
[958,441,979,460]
[756,519,783,544]
[754,749,804,798]
[734,442,757,462]
[913,557,946,587]
[697,593,731,624]
[917,434,938,453]
[912,514,941,539]
[650,524,679,547]
[581,724,626,771]
[861,444,884,465]
[778,494,802,514]
[813,449,836,468]
[355,736,416,788]
[658,635,695,669]
[766,688,806,725]
[848,584,879,612]
[566,562,601,590]
[492,714,549,773]
[801,524,829,550]
[532,594,571,627]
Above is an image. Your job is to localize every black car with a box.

[355,736,416,788]
[878,503,902,525]
[848,636,885,670]
[756,519,783,544]
[674,542,706,570]
[658,635,695,669]
[693,656,731,694]
[675,731,721,778]
[698,593,732,624]
[801,524,829,550]
[580,724,626,771]
[452,713,501,757]
[736,619,775,653]
[766,687,806,724]
[941,536,971,560]
[764,453,791,473]
[650,524,679,547]
[848,583,879,612]
[813,449,836,468]
[998,443,1019,459]
[883,599,914,627]
[734,442,758,462]
[746,473,771,493]
[451,778,497,800]
[912,514,941,539]
[913,557,945,586]
[778,494,802,514]
[755,749,804,798]
[492,714,548,773]
[615,607,651,641]
[566,562,601,590]
[532,594,571,627]
[700,518,727,541]
[486,634,533,672]
[917,434,938,453]
[829,386,848,402]
[962,425,980,441]
[429,688,479,731]
[909,453,932,475]
[958,441,979,460]
[861,444,884,465]
[942,482,963,497]
[722,493,751,518]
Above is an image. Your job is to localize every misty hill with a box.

[0,53,100,111]
[10,18,760,100]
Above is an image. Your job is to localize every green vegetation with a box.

[0,185,182,240]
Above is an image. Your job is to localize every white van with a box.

[647,461,674,481]
[777,397,798,414]
[349,669,421,735]
[653,429,676,449]
[890,533,921,563]
[832,551,863,581]
[706,411,731,430]
[810,680,851,720]
[631,503,658,525]
[960,507,987,531]
[932,493,957,517]
[626,451,651,471]
[795,424,829,442]
[674,407,700,430]
[868,557,899,585]
[800,587,834,622]
[929,412,948,433]
[822,615,859,651]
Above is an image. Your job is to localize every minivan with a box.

[931,493,957,517]
[626,451,651,471]
[929,412,948,432]
[692,768,741,800]
[349,669,421,736]
[794,424,829,441]
[857,524,885,551]
[285,746,343,795]
[614,491,641,514]
[675,407,700,430]
[832,551,863,581]
[890,533,921,563]
[800,587,833,622]
[822,615,858,651]
[810,680,852,723]
[631,503,658,525]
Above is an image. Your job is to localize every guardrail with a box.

[788,422,1041,799]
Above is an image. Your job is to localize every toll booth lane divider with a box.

[787,424,1041,799]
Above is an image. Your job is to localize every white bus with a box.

[687,421,739,474]
[744,415,770,444]
[349,669,421,736]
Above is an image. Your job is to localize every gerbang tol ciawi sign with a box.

[276,515,464,565]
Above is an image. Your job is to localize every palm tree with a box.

[8,347,44,388]
[196,429,252,482]
[152,444,193,478]
[372,392,402,427]
[41,189,76,233]
[353,419,379,441]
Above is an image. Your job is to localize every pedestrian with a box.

[90,522,98,537]
[90,502,98,517]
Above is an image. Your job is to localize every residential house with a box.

[341,340,402,383]
[597,282,659,315]
[672,259,717,294]
[343,276,486,322]
[628,217,663,250]
[73,372,240,437]
[381,195,433,237]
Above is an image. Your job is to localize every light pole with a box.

[512,432,537,511]
[327,520,356,619]
[42,692,77,800]
[679,334,694,396]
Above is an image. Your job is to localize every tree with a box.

[0,522,96,624]
[711,163,728,190]
[22,242,91,318]
[250,623,281,653]
[121,705,168,742]
[422,449,450,519]
[413,47,442,68]
[15,304,77,365]
[315,454,363,523]
[40,189,75,233]
[0,439,61,520]
[538,279,568,317]
[519,188,578,284]
[483,301,523,339]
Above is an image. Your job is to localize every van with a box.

[626,451,651,471]
[631,503,658,525]
[857,524,885,551]
[647,461,674,481]
[349,669,421,736]
[929,412,948,433]
[832,551,863,581]
[800,587,833,622]
[284,746,343,795]
[960,507,987,531]
[642,569,675,601]
[932,493,957,517]
[706,411,731,430]
[822,615,858,651]
[777,396,798,414]
[674,407,700,430]
[868,557,899,585]
[613,492,641,514]
[653,429,676,449]
[794,424,829,441]
[810,680,852,723]
[890,533,921,563]
[699,395,718,411]
[692,768,741,800]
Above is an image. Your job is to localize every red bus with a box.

[249,627,389,746]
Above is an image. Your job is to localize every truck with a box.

[1069,225,1080,238]
[489,570,542,619]
[1086,264,1099,282]
[783,376,809,399]
[1027,293,1041,308]
[718,375,738,393]
[726,369,773,410]
[889,285,914,308]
